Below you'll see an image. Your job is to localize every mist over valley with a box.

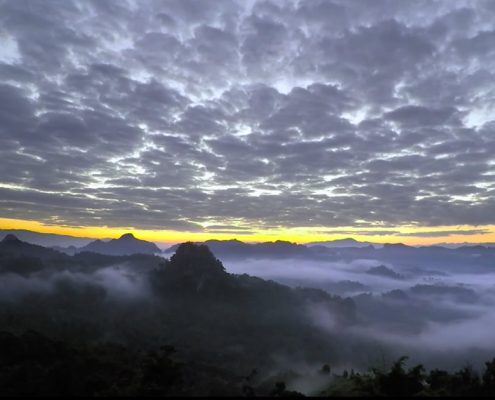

[1,231,495,395]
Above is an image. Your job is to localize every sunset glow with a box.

[2,217,494,247]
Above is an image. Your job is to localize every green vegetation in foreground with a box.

[1,331,495,396]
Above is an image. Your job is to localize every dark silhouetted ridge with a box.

[0,234,67,262]
[383,242,409,249]
[168,242,226,276]
[1,234,21,244]
[79,233,160,256]
[164,239,311,259]
[153,242,236,298]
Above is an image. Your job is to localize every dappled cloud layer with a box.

[1,0,495,241]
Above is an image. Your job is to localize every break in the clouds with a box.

[1,0,495,231]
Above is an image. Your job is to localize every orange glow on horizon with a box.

[1,217,495,246]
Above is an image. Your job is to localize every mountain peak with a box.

[169,242,226,275]
[383,242,409,248]
[79,233,160,255]
[119,233,135,240]
[1,234,21,243]
[155,242,228,296]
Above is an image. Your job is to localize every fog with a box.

[0,263,151,302]
[225,256,495,370]
[2,242,495,387]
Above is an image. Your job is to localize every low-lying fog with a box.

[0,263,151,302]
[2,244,495,374]
[225,257,495,370]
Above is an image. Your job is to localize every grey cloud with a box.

[0,62,35,82]
[0,84,34,128]
[0,0,495,231]
[397,229,491,238]
[453,29,495,58]
[384,105,459,127]
[175,105,227,135]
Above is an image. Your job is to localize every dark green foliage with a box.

[0,330,181,396]
[0,242,358,396]
[320,364,331,375]
[2,240,495,396]
[270,381,305,397]
[0,234,68,260]
[151,241,232,298]
[148,243,356,371]
[323,356,495,397]
[482,359,495,392]
[0,256,45,276]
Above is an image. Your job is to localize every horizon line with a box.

[2,217,495,247]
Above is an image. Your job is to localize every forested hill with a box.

[2,238,495,396]
[0,239,354,395]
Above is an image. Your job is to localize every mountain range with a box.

[0,229,97,248]
[0,230,162,256]
[0,234,67,260]
[306,238,384,248]
[78,233,161,256]
[3,230,495,264]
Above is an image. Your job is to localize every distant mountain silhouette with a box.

[307,238,383,248]
[0,229,96,248]
[433,242,495,248]
[51,245,79,256]
[79,233,161,256]
[382,242,412,250]
[0,234,66,260]
[164,239,311,259]
[0,235,69,276]
[160,239,495,274]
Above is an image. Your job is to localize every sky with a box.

[1,0,495,245]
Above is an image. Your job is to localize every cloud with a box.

[397,229,491,238]
[384,105,459,127]
[0,0,495,230]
